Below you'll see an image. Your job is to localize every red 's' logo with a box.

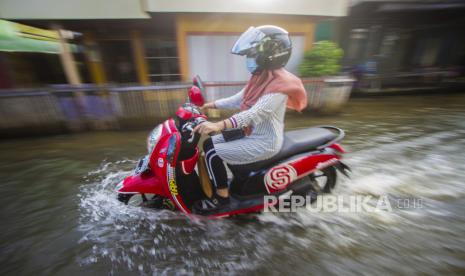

[264,164,297,193]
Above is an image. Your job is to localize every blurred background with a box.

[1,0,464,136]
[1,1,465,275]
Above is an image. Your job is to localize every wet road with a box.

[1,94,465,275]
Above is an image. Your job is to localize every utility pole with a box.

[57,29,82,85]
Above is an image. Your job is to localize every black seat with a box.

[229,127,337,172]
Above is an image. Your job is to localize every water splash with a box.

[78,160,273,274]
[77,110,465,274]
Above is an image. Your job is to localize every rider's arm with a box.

[213,89,244,110]
[227,93,287,128]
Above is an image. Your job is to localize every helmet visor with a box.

[231,26,266,56]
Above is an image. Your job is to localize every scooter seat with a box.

[229,127,337,172]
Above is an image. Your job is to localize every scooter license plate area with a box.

[134,155,150,174]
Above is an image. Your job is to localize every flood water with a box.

[1,93,465,275]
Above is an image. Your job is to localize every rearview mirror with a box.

[188,86,204,107]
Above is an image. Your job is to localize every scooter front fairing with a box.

[117,119,182,203]
[118,172,163,195]
[117,117,205,214]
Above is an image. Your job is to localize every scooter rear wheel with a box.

[309,166,337,194]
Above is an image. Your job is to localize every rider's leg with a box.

[203,138,229,199]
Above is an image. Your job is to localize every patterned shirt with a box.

[211,89,288,165]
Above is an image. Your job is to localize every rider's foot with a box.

[195,193,230,212]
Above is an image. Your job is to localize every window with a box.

[347,29,368,61]
[144,39,181,82]
[100,40,138,84]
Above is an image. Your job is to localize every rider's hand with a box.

[200,102,215,113]
[193,121,223,135]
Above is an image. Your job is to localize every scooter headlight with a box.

[115,181,124,192]
[147,124,163,153]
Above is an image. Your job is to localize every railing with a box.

[0,90,62,131]
[201,79,347,116]
[109,84,190,128]
[0,77,353,137]
[204,81,246,118]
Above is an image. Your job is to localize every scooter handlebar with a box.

[182,117,207,143]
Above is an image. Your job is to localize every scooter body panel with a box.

[263,151,341,194]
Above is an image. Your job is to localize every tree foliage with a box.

[298,40,343,77]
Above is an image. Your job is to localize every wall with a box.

[146,0,349,17]
[0,0,149,19]
[0,0,349,20]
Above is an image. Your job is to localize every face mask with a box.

[246,57,259,74]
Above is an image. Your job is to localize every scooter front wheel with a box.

[117,193,149,205]
[117,193,176,210]
[117,193,134,205]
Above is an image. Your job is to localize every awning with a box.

[377,2,465,12]
[0,19,77,54]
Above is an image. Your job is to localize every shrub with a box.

[298,40,343,77]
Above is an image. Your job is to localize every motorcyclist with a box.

[194,25,307,211]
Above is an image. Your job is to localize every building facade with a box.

[340,0,465,92]
[0,0,349,87]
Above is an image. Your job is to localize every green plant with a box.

[298,40,343,77]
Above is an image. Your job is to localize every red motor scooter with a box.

[116,76,350,217]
